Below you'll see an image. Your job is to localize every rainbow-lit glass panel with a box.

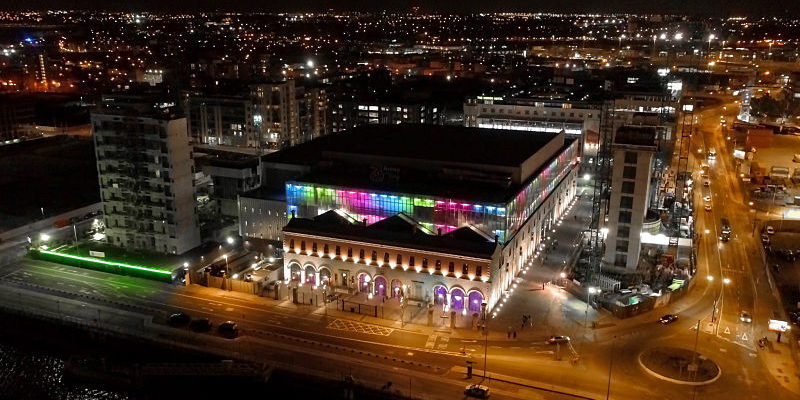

[285,183,507,241]
[505,141,579,239]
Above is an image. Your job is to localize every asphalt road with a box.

[0,97,796,399]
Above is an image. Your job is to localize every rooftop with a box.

[614,125,658,148]
[284,210,498,259]
[263,124,560,169]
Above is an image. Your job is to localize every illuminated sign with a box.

[768,320,790,332]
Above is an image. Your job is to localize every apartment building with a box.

[92,110,201,255]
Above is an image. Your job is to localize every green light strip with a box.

[39,250,172,276]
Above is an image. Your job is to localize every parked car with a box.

[189,317,212,332]
[739,311,752,324]
[218,321,239,338]
[766,226,775,235]
[546,335,571,344]
[703,180,710,187]
[464,384,490,399]
[660,314,679,324]
[167,312,191,327]
[703,195,712,203]
[704,204,712,212]
[761,234,770,245]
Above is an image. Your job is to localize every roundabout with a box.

[638,347,721,386]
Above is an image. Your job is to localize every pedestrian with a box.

[513,330,517,339]
[507,326,512,338]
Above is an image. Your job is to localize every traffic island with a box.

[638,347,721,385]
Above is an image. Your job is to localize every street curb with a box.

[451,366,595,399]
[637,350,721,386]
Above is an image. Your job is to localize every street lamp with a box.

[223,254,230,291]
[585,287,597,328]
[711,277,732,322]
[707,34,715,56]
[226,236,234,245]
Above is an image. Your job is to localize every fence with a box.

[206,273,261,295]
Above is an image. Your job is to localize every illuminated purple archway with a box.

[374,276,387,298]
[450,288,465,310]
[391,279,403,299]
[358,273,370,293]
[468,291,484,313]
[434,285,448,305]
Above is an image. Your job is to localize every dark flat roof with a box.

[284,211,497,259]
[263,124,560,168]
[614,126,658,147]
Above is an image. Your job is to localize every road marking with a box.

[724,326,731,335]
[326,319,394,336]
[425,334,437,349]
[741,332,748,341]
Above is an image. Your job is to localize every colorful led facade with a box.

[286,140,579,244]
[286,185,507,240]
[505,140,579,237]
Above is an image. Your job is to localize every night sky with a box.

[4,0,800,16]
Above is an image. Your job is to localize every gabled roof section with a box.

[311,209,358,226]
[367,212,432,235]
[283,212,497,259]
[443,225,496,242]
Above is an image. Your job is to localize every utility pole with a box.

[690,319,701,380]
[483,303,489,380]
[606,336,615,400]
